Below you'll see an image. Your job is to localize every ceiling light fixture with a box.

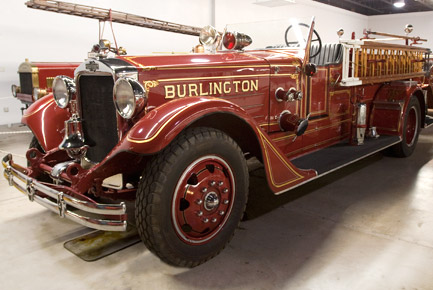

[254,0,296,8]
[393,0,405,8]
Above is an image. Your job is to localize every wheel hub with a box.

[171,155,235,245]
[204,192,220,211]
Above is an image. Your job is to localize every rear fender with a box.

[117,97,317,194]
[371,82,424,135]
[22,94,69,151]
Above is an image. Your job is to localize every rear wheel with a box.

[135,127,249,267]
[390,97,421,157]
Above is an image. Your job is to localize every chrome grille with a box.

[79,75,118,163]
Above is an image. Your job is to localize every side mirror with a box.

[304,63,317,76]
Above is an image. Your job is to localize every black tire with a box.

[135,127,249,267]
[28,136,53,183]
[28,136,44,166]
[390,97,421,157]
[29,136,44,152]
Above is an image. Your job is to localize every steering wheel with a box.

[284,23,322,59]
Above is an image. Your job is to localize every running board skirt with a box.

[291,135,401,176]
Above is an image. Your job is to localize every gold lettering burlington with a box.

[164,79,259,99]
[165,85,175,99]
[178,84,187,97]
[233,81,241,92]
[213,82,222,94]
[242,80,249,91]
[188,84,198,97]
[199,83,209,96]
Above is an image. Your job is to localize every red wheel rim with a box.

[405,107,418,147]
[171,155,235,245]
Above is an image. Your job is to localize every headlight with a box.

[11,84,19,98]
[53,76,75,109]
[113,78,147,119]
[32,87,47,102]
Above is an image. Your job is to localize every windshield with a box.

[224,17,314,51]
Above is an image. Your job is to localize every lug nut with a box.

[203,218,209,223]
[219,211,225,216]
[196,199,203,205]
[223,188,229,194]
[211,218,217,223]
[223,199,229,205]
[209,180,216,186]
[197,211,203,217]
[201,187,208,193]
[218,181,224,186]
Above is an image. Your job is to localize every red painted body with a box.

[22,94,70,151]
[19,39,432,204]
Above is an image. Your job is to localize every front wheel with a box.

[135,127,249,267]
[390,97,421,157]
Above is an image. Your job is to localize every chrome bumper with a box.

[2,154,127,232]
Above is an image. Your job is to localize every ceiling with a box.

[312,0,433,15]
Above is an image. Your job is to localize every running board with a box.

[291,135,401,176]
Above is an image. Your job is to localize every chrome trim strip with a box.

[2,154,127,231]
[275,137,402,195]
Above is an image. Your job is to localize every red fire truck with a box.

[11,59,79,106]
[3,1,433,267]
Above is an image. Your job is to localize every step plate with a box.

[291,136,401,175]
[64,228,140,262]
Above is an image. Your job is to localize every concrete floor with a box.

[1,124,433,290]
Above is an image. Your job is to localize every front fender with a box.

[118,97,254,154]
[116,97,317,194]
[22,94,69,151]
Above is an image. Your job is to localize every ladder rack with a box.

[340,39,429,86]
[25,0,202,36]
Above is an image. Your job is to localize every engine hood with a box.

[117,49,301,71]
[75,50,302,109]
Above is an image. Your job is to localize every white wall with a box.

[215,0,368,44]
[0,0,212,125]
[368,11,433,48]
